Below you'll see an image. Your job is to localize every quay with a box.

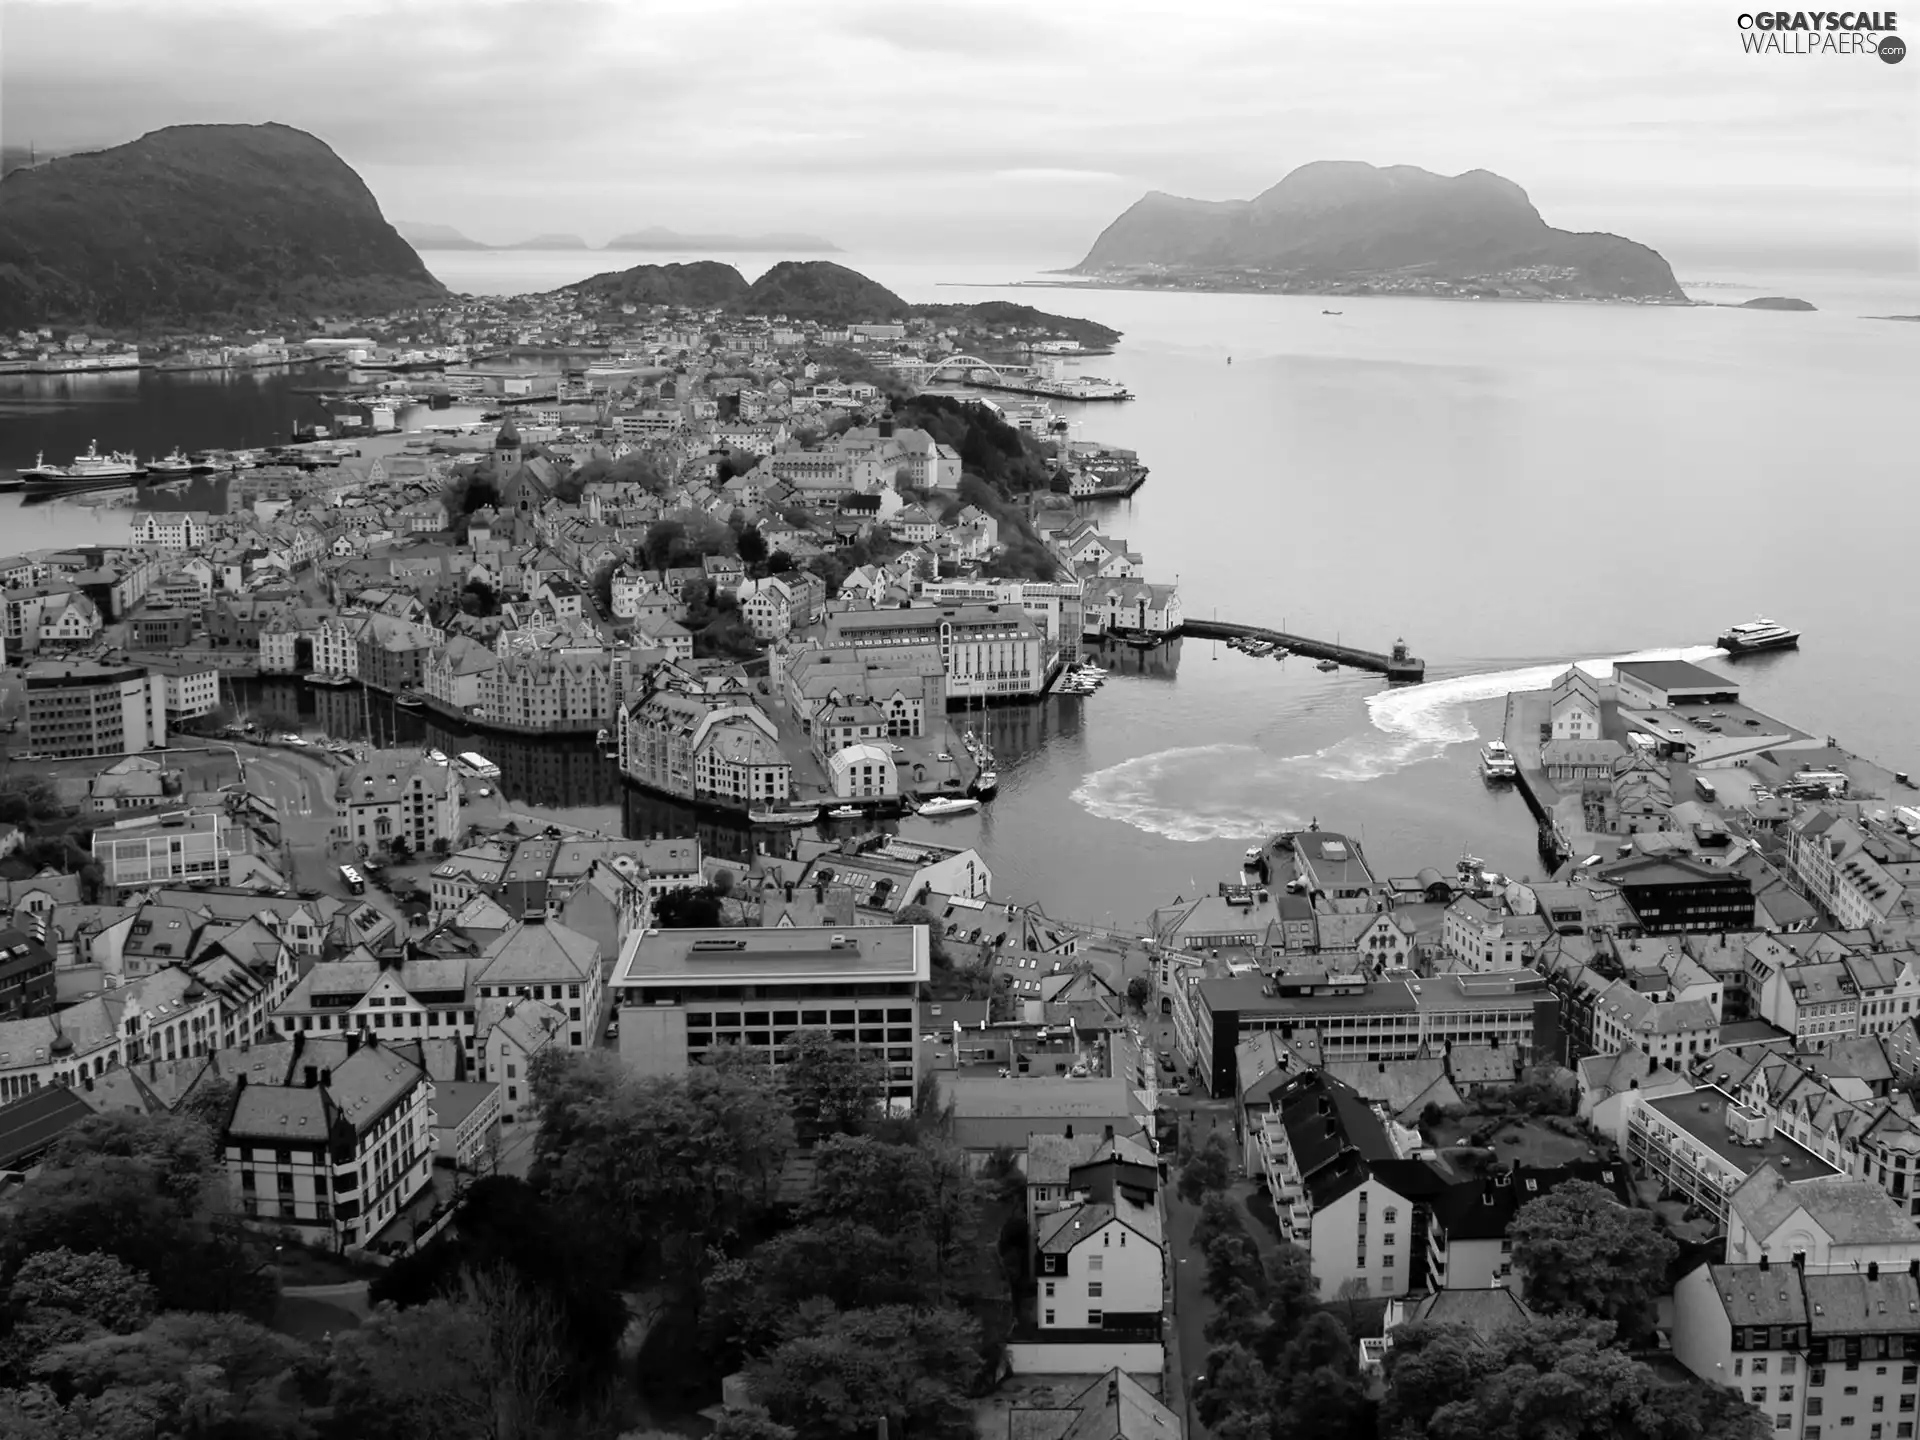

[1178,619,1426,683]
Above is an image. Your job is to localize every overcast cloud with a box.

[3,0,1914,268]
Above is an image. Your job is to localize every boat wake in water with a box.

[1072,644,1725,840]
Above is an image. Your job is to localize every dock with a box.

[1178,620,1425,683]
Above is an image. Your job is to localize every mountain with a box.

[395,219,489,250]
[558,261,752,308]
[0,123,447,327]
[1075,161,1684,300]
[604,226,840,253]
[506,233,589,250]
[739,261,908,322]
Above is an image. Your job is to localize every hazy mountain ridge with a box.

[1076,161,1684,299]
[395,219,489,250]
[604,227,840,253]
[0,123,447,327]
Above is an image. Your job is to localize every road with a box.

[1161,1089,1239,1440]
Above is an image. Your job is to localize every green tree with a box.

[1507,1180,1676,1344]
[327,1299,493,1440]
[1390,1315,1771,1440]
[527,1051,793,1293]
[711,1412,797,1440]
[8,1248,156,1337]
[654,885,725,927]
[1126,975,1152,1010]
[643,519,688,570]
[785,1030,888,1135]
[30,1311,317,1440]
[1179,1131,1234,1203]
[748,1304,981,1440]
[737,523,769,567]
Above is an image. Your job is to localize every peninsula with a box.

[1073,160,1686,302]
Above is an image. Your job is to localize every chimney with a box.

[1760,1254,1770,1271]
[346,1032,361,1056]
[1870,1262,1881,1281]
[1065,1125,1074,1140]
[321,1068,331,1088]
[304,1065,320,1088]
[1107,1375,1119,1406]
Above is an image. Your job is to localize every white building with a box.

[221,1033,436,1251]
[1035,1166,1164,1335]
[826,742,898,800]
[1549,666,1603,741]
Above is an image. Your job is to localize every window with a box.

[1088,1282,1103,1297]
[1784,1358,1798,1376]
[1754,1390,1769,1404]
[1756,1360,1771,1374]
[1044,1283,1054,1298]
[1383,1207,1398,1223]
[1876,1400,1887,1414]
[1088,1256,1103,1272]
[1811,1402,1826,1417]
[1812,1370,1827,1387]
[1907,1368,1919,1385]
[1807,1429,1822,1440]
[1384,1233,1396,1247]
[1087,1310,1102,1327]
[1044,1310,1054,1325]
[1903,1399,1916,1415]
[1782,1389,1795,1403]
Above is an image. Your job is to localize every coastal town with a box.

[0,312,1912,1440]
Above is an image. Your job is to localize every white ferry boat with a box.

[1480,740,1519,781]
[1716,618,1800,655]
[455,751,501,779]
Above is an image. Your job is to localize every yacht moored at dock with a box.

[915,795,981,817]
[1717,618,1800,655]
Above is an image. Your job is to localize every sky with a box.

[3,0,1916,271]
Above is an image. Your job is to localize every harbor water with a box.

[2,252,1914,926]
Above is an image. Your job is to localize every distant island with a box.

[1072,160,1686,302]
[1739,296,1816,311]
[505,233,589,250]
[603,226,840,253]
[395,222,843,253]
[0,123,446,328]
[558,258,1120,346]
[394,219,489,250]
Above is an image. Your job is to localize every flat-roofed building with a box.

[1614,659,1741,711]
[24,660,167,758]
[611,924,930,1106]
[1625,1084,1840,1227]
[1182,968,1560,1098]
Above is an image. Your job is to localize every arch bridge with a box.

[886,353,1036,389]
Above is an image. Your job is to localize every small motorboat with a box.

[395,692,426,709]
[826,805,862,820]
[916,796,981,817]
[1316,659,1339,672]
